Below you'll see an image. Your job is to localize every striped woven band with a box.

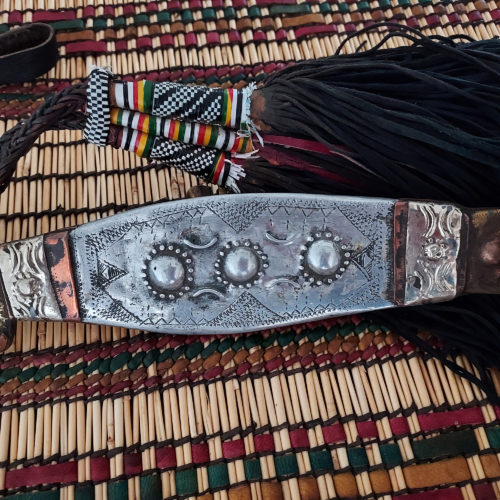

[110,108,252,153]
[112,79,254,130]
[112,125,229,186]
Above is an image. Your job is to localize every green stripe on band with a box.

[149,115,157,137]
[142,133,154,158]
[143,80,154,113]
[208,126,219,148]
[240,135,249,153]
[178,121,186,141]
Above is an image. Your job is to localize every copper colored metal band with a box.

[393,200,408,307]
[44,231,80,321]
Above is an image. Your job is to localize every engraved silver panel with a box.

[0,236,62,321]
[404,201,462,305]
[70,194,396,334]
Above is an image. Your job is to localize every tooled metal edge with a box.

[0,236,63,321]
[403,201,465,305]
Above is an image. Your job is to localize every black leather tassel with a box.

[251,24,500,207]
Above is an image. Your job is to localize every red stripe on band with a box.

[168,119,176,140]
[197,124,206,145]
[211,153,225,185]
[133,82,139,111]
[227,88,234,126]
[137,113,146,133]
[133,130,142,152]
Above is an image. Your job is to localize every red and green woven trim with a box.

[110,108,252,153]
[109,125,232,187]
[111,79,251,130]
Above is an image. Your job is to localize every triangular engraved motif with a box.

[166,317,181,325]
[186,208,205,218]
[299,306,314,314]
[351,243,374,280]
[207,291,281,328]
[208,200,267,232]
[96,259,127,285]
[301,208,316,217]
[320,208,335,218]
[153,316,171,325]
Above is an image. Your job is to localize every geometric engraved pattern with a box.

[70,194,396,334]
[96,258,127,286]
[206,291,281,328]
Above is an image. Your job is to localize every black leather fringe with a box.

[256,24,500,207]
[371,296,500,405]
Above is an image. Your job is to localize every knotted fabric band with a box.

[84,67,113,146]
[110,108,253,154]
[111,80,254,130]
[108,125,245,190]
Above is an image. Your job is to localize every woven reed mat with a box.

[0,2,500,500]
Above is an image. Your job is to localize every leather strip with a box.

[0,23,58,84]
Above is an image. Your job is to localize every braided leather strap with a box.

[0,84,87,194]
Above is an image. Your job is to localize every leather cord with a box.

[0,23,59,84]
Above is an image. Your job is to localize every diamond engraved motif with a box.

[70,194,396,333]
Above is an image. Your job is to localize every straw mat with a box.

[0,2,500,499]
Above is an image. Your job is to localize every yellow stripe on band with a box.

[136,130,149,157]
[224,90,232,127]
[203,126,212,146]
[173,121,180,141]
[142,114,150,134]
[110,108,120,125]
[137,81,145,113]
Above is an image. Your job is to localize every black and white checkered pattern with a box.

[152,82,224,124]
[150,137,218,177]
[84,67,112,146]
